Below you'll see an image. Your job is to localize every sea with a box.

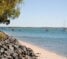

[0,27,67,57]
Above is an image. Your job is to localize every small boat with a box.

[63,28,67,32]
[12,28,14,31]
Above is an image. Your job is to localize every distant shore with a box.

[19,40,66,59]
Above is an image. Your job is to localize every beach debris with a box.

[0,32,37,59]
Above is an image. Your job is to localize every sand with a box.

[18,40,66,59]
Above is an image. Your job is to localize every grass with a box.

[0,32,8,41]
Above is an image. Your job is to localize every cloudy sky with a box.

[0,0,67,27]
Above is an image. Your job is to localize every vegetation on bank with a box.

[0,32,8,41]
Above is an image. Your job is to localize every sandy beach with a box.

[18,40,66,59]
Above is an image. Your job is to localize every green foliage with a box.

[0,0,23,25]
[0,32,7,41]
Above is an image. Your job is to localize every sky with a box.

[0,0,67,27]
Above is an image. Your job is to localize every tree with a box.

[0,0,23,25]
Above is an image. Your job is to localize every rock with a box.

[0,32,37,59]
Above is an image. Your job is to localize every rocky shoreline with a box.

[0,32,37,59]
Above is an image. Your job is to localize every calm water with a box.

[0,27,67,57]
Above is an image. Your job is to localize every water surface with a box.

[0,27,67,57]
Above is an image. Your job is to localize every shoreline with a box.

[1,31,66,59]
[18,40,66,59]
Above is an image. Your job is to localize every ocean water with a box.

[0,27,67,57]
